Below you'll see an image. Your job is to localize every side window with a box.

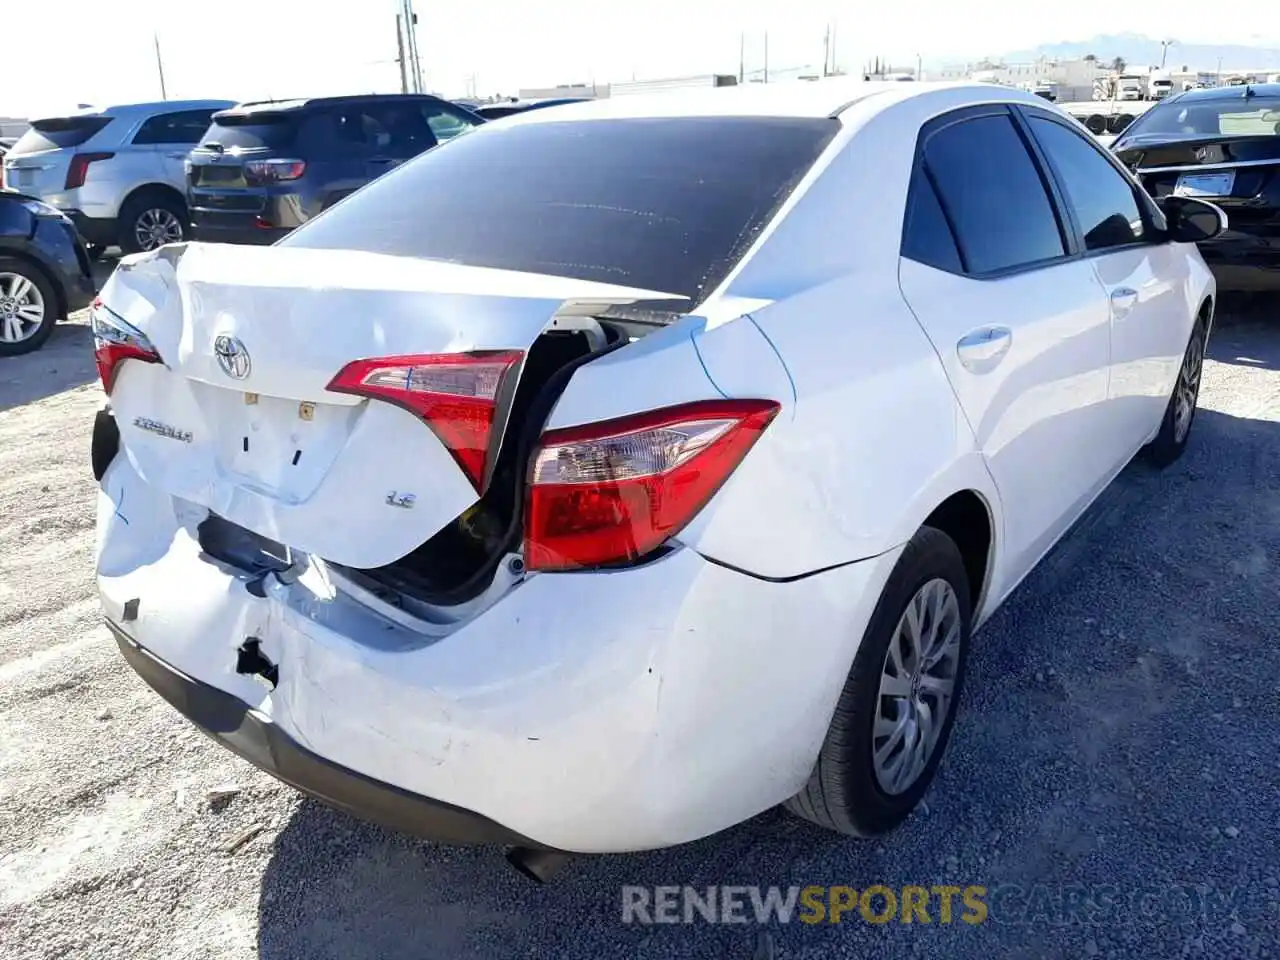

[375,103,436,157]
[901,165,963,273]
[421,103,477,144]
[1027,116,1146,252]
[923,113,1067,275]
[318,108,387,157]
[132,110,216,145]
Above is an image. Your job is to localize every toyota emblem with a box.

[214,335,251,380]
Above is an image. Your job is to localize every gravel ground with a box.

[1,275,1278,960]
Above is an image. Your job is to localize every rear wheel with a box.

[785,526,972,836]
[1145,311,1210,468]
[0,258,58,356]
[118,192,187,255]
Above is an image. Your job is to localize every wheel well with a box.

[0,250,66,319]
[121,183,187,217]
[923,491,992,611]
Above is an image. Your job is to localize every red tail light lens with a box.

[90,298,161,391]
[65,152,115,190]
[243,159,306,184]
[524,399,780,571]
[327,352,523,491]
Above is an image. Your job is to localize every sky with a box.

[4,0,1279,118]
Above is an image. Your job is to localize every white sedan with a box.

[91,79,1222,879]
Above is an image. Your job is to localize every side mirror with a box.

[1158,195,1229,243]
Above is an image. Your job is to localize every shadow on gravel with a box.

[255,407,1279,960]
[1209,308,1280,372]
[0,322,98,412]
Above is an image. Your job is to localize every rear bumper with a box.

[96,447,896,853]
[110,621,546,847]
[189,212,290,245]
[1197,232,1280,292]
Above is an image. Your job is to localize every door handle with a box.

[1109,287,1139,317]
[956,326,1013,372]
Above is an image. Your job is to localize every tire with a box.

[1108,113,1135,134]
[1145,310,1210,468]
[0,257,59,357]
[1085,114,1109,134]
[785,526,973,837]
[117,191,188,255]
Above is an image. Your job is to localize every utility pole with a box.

[153,32,168,100]
[394,14,408,94]
[830,23,837,75]
[763,32,769,83]
[739,33,745,84]
[823,25,830,77]
[399,0,423,93]
[917,53,923,80]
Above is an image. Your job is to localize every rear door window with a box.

[373,103,437,158]
[901,165,963,273]
[284,115,838,307]
[10,116,112,153]
[922,113,1067,275]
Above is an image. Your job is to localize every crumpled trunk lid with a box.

[99,241,683,569]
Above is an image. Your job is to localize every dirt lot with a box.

[1,283,1278,960]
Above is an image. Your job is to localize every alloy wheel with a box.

[134,208,184,251]
[0,272,47,343]
[1173,324,1206,444]
[872,577,962,796]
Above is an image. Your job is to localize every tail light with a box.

[327,352,523,492]
[243,159,306,185]
[90,298,161,391]
[524,399,780,571]
[65,152,115,190]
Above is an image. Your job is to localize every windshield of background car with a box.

[10,116,112,153]
[282,115,839,305]
[1122,97,1280,138]
[197,111,300,151]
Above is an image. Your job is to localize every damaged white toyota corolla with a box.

[93,80,1220,879]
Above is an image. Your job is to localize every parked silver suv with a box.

[1,100,234,255]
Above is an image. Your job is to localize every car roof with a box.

[221,94,451,116]
[496,79,1048,124]
[1168,82,1280,104]
[34,99,236,121]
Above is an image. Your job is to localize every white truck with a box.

[1148,71,1174,100]
[1117,74,1146,101]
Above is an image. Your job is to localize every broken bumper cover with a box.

[97,454,897,853]
[109,621,547,848]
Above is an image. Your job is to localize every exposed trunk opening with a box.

[328,319,653,607]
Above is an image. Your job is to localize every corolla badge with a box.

[214,334,251,380]
[133,417,192,443]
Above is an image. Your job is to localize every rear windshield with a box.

[1123,97,1280,138]
[197,112,299,151]
[10,116,112,153]
[282,115,839,305]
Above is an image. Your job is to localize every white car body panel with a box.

[94,80,1216,852]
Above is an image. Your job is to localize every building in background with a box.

[517,82,609,99]
[0,117,29,139]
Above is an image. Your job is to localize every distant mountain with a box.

[997,33,1280,72]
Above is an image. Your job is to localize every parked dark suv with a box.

[187,94,484,244]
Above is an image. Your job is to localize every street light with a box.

[1160,39,1177,69]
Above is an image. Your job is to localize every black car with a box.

[469,97,588,120]
[187,94,485,245]
[1112,83,1280,292]
[0,190,95,355]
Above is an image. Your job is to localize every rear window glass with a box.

[283,116,838,306]
[197,112,299,151]
[11,116,112,153]
[1123,97,1280,137]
